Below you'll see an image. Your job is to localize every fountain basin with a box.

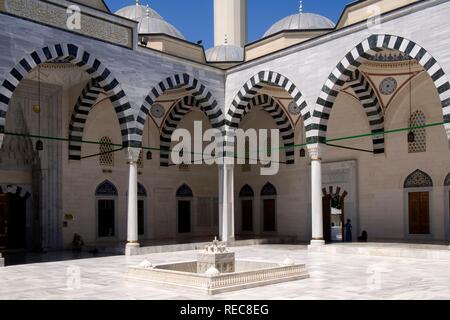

[128,260,309,295]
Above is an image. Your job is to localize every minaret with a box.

[214,0,247,47]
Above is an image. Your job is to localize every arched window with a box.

[404,170,432,235]
[408,111,426,153]
[176,184,193,198]
[95,180,117,238]
[95,180,118,196]
[239,185,254,233]
[99,136,114,167]
[404,169,433,188]
[239,184,255,198]
[176,184,193,233]
[261,182,277,196]
[260,183,277,232]
[445,173,450,186]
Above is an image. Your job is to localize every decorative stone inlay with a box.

[150,104,165,119]
[3,0,131,48]
[379,77,397,95]
[288,101,301,115]
[197,237,235,274]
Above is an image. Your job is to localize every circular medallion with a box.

[288,101,301,115]
[150,104,165,118]
[379,77,397,95]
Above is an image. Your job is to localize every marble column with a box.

[125,147,141,256]
[308,144,325,246]
[219,163,235,243]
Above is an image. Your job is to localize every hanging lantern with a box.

[299,148,306,158]
[36,140,43,151]
[33,104,41,114]
[408,131,415,143]
[146,150,152,160]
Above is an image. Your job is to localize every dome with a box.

[138,15,185,40]
[115,3,185,40]
[205,44,244,62]
[263,13,335,38]
[115,3,162,21]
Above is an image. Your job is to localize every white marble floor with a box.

[1,244,450,300]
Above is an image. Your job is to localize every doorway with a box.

[0,193,27,250]
[322,187,347,243]
[241,200,253,232]
[263,199,276,232]
[408,192,430,234]
[178,200,191,233]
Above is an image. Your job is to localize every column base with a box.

[125,242,140,256]
[309,239,326,246]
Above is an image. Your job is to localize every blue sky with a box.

[106,0,353,48]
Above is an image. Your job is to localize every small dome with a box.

[139,15,185,40]
[264,13,335,38]
[205,267,220,275]
[205,44,244,62]
[115,3,162,21]
[115,3,185,40]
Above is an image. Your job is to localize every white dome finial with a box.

[299,0,303,14]
[136,0,140,5]
[146,4,150,17]
[224,34,228,45]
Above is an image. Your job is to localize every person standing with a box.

[344,219,353,242]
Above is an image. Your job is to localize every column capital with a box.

[307,143,325,160]
[125,147,141,163]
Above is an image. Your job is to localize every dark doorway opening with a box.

[98,199,115,238]
[138,199,145,236]
[0,193,27,250]
[178,200,191,233]
[263,199,276,232]
[241,200,253,232]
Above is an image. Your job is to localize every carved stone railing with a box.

[0,0,137,49]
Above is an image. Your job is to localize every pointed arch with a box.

[404,169,433,188]
[347,70,385,153]
[445,173,450,186]
[159,96,200,167]
[138,182,147,197]
[137,73,225,143]
[95,180,118,196]
[312,34,450,144]
[176,183,193,198]
[239,184,255,198]
[227,71,310,130]
[68,79,104,160]
[0,43,136,148]
[245,94,296,164]
[261,182,277,196]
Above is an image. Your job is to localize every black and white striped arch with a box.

[245,95,296,164]
[0,184,31,199]
[314,34,450,144]
[227,71,309,130]
[137,73,224,147]
[0,43,136,148]
[68,79,104,160]
[159,96,199,167]
[347,70,385,154]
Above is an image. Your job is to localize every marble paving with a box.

[1,245,450,300]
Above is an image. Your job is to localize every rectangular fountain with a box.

[128,238,309,295]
